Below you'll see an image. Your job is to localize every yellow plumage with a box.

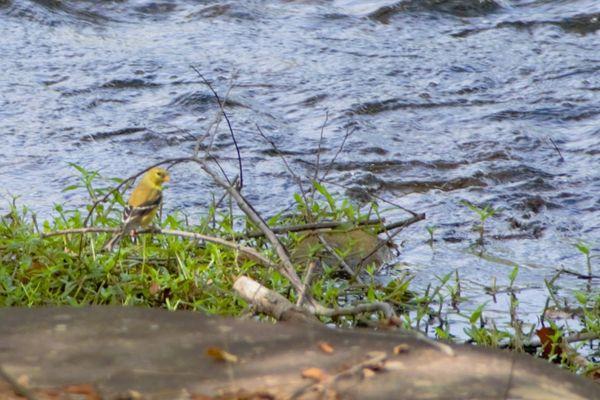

[103,167,170,251]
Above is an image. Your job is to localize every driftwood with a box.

[233,276,319,324]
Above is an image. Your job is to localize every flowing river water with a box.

[1,0,599,343]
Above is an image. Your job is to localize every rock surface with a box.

[0,307,597,399]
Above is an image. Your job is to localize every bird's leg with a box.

[130,229,139,244]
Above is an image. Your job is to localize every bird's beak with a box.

[165,175,171,183]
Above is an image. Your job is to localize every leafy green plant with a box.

[574,241,593,277]
[461,201,498,245]
[425,225,437,246]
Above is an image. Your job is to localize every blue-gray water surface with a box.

[1,0,599,341]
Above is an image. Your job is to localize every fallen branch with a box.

[316,301,396,320]
[523,331,599,349]
[189,157,309,301]
[233,276,318,324]
[229,218,384,239]
[41,227,277,270]
[228,213,423,240]
[374,213,425,234]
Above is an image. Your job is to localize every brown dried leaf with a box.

[64,383,101,400]
[318,341,334,354]
[586,366,600,381]
[16,374,29,387]
[392,344,409,355]
[301,367,329,382]
[206,346,239,363]
[535,327,562,359]
[191,394,215,400]
[149,282,160,296]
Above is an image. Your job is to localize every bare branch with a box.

[191,66,243,189]
[42,226,278,270]
[375,213,425,234]
[318,233,364,284]
[353,213,425,278]
[296,260,318,307]
[319,125,356,183]
[187,156,309,299]
[316,301,396,320]
[313,110,329,182]
[320,177,420,217]
[194,74,237,157]
[256,124,312,220]
[228,218,383,239]
[233,276,319,324]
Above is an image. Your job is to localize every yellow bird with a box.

[103,167,170,251]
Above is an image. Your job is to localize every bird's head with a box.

[145,167,170,188]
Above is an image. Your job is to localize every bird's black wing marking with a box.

[122,193,163,223]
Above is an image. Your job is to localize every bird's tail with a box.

[103,232,123,252]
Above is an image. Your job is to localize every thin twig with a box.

[320,178,419,217]
[42,227,120,237]
[188,157,308,296]
[291,351,388,400]
[214,175,239,209]
[548,137,564,162]
[557,267,600,280]
[191,66,244,189]
[194,73,237,157]
[319,125,356,183]
[296,260,318,307]
[374,213,425,233]
[353,213,425,278]
[501,331,599,352]
[313,110,329,182]
[228,214,420,241]
[256,124,312,220]
[318,233,364,284]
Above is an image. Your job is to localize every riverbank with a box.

[1,164,598,382]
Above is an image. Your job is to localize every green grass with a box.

[0,165,598,378]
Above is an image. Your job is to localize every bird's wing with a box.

[123,191,163,224]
